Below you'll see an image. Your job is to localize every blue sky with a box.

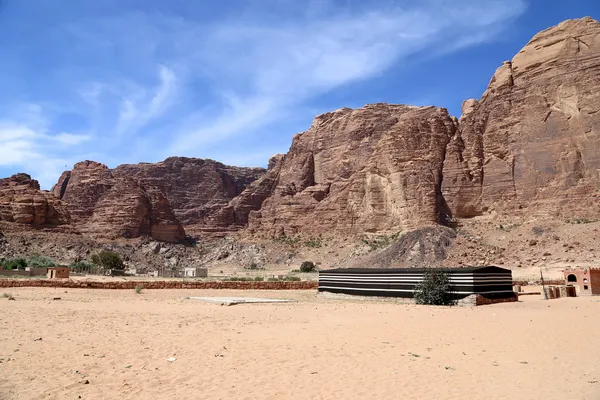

[0,0,599,189]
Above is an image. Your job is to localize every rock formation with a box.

[0,173,69,226]
[248,104,458,236]
[443,17,600,219]
[111,157,265,233]
[52,161,185,242]
[50,157,265,240]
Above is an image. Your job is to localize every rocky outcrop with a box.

[249,104,458,236]
[0,174,69,226]
[443,17,600,219]
[111,157,265,233]
[55,161,186,242]
[52,157,265,239]
[215,154,285,228]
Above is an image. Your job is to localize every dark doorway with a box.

[567,274,577,282]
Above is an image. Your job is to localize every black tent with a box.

[318,266,515,301]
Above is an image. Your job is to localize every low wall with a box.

[0,279,318,290]
[0,268,48,277]
[513,279,565,286]
[0,270,30,277]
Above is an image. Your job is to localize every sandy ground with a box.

[1,288,599,400]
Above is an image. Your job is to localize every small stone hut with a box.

[184,267,208,278]
[47,267,70,279]
[564,268,600,296]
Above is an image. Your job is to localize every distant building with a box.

[564,268,600,296]
[47,267,69,279]
[184,267,208,278]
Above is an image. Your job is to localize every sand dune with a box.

[1,288,599,399]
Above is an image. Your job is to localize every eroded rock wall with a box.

[443,17,600,219]
[249,104,458,236]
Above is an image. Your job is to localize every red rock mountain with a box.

[2,17,600,244]
[247,104,457,236]
[0,174,69,226]
[50,158,265,241]
[443,17,600,219]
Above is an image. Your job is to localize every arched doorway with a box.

[567,274,577,283]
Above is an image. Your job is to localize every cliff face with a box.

[0,174,69,226]
[443,17,600,219]
[111,157,265,234]
[52,160,185,242]
[248,104,458,236]
[50,158,266,240]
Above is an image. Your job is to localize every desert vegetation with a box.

[91,250,124,271]
[413,268,454,306]
[0,257,28,270]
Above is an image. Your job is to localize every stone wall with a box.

[0,279,318,290]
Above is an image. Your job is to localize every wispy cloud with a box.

[116,65,178,135]
[0,0,528,188]
[166,0,528,154]
[0,105,91,187]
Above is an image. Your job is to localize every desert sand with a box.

[1,288,599,400]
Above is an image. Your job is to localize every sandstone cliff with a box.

[443,17,600,219]
[248,104,458,236]
[111,157,265,234]
[0,174,69,226]
[52,161,185,242]
[51,157,266,240]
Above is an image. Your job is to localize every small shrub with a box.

[245,262,262,270]
[91,250,124,271]
[362,233,400,251]
[273,234,300,246]
[28,255,56,268]
[414,268,454,306]
[134,285,143,294]
[282,276,301,282]
[3,293,12,298]
[566,218,598,224]
[305,237,322,248]
[299,261,316,273]
[254,276,264,282]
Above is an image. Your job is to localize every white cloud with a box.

[52,132,92,146]
[0,108,91,188]
[116,65,178,135]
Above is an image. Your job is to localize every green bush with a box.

[91,251,124,271]
[414,268,454,306]
[283,276,301,282]
[299,261,316,273]
[253,276,264,282]
[1,257,27,270]
[135,285,144,294]
[28,255,56,268]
